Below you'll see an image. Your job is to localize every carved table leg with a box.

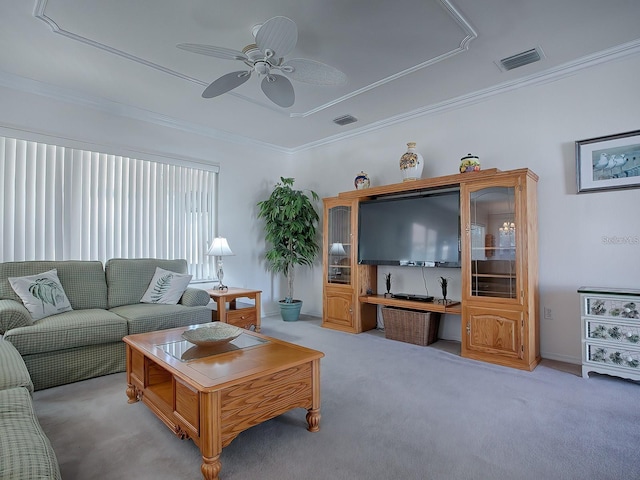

[307,358,321,432]
[306,408,321,432]
[126,384,139,404]
[201,455,222,480]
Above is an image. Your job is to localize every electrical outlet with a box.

[544,307,552,320]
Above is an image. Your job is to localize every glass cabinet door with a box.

[467,184,518,299]
[326,204,352,285]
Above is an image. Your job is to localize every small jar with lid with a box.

[459,153,480,173]
[354,171,370,189]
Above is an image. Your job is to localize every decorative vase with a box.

[399,142,424,181]
[459,153,481,173]
[354,171,370,190]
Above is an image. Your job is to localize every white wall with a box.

[0,86,296,316]
[294,53,640,364]
[2,52,639,363]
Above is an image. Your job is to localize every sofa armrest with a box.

[179,288,211,307]
[0,300,33,335]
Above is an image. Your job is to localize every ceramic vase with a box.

[399,142,424,181]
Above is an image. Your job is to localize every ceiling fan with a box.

[177,16,347,108]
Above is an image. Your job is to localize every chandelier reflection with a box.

[499,222,515,248]
[499,222,515,234]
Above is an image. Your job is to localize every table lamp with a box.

[207,237,234,290]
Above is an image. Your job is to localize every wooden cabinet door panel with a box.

[464,305,523,359]
[324,290,354,327]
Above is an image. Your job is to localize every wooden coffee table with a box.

[124,324,324,480]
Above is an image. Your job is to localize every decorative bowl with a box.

[181,322,243,346]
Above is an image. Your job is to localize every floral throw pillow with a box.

[8,268,73,320]
[140,267,192,305]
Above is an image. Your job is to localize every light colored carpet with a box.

[33,315,640,480]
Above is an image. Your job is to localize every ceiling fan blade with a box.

[177,43,248,61]
[255,16,297,59]
[202,71,251,98]
[261,74,295,107]
[281,58,347,85]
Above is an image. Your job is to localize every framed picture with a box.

[576,129,640,193]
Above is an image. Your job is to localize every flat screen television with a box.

[358,190,461,267]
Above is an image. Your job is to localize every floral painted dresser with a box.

[579,287,640,381]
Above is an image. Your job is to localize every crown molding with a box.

[33,0,287,114]
[0,122,221,172]
[12,2,640,154]
[290,0,477,118]
[290,38,640,153]
[34,0,476,119]
[0,68,288,154]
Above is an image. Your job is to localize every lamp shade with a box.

[207,237,234,256]
[329,242,347,256]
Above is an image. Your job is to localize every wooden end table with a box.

[207,288,261,332]
[124,325,323,480]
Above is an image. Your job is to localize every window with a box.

[0,135,218,280]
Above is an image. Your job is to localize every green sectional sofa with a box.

[0,258,212,390]
[0,339,61,479]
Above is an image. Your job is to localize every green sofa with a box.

[0,339,61,479]
[0,258,212,390]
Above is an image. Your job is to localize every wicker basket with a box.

[381,307,441,346]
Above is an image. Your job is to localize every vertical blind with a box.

[0,135,218,280]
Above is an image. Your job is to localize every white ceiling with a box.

[1,0,640,152]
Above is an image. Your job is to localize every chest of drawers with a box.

[579,287,640,381]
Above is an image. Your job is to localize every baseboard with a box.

[540,351,581,365]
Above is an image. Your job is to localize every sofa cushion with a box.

[9,268,73,320]
[0,260,108,310]
[140,267,193,305]
[110,303,212,335]
[3,309,129,356]
[0,387,62,480]
[106,258,190,308]
[0,339,34,393]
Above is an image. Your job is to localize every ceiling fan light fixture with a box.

[254,61,270,75]
[179,16,346,107]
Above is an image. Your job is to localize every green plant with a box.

[257,177,320,303]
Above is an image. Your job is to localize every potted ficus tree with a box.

[257,177,320,321]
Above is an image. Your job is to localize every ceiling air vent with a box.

[497,47,544,72]
[333,114,358,126]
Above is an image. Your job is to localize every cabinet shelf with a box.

[361,295,461,314]
[472,273,516,279]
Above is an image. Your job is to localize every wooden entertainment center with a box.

[322,168,540,371]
